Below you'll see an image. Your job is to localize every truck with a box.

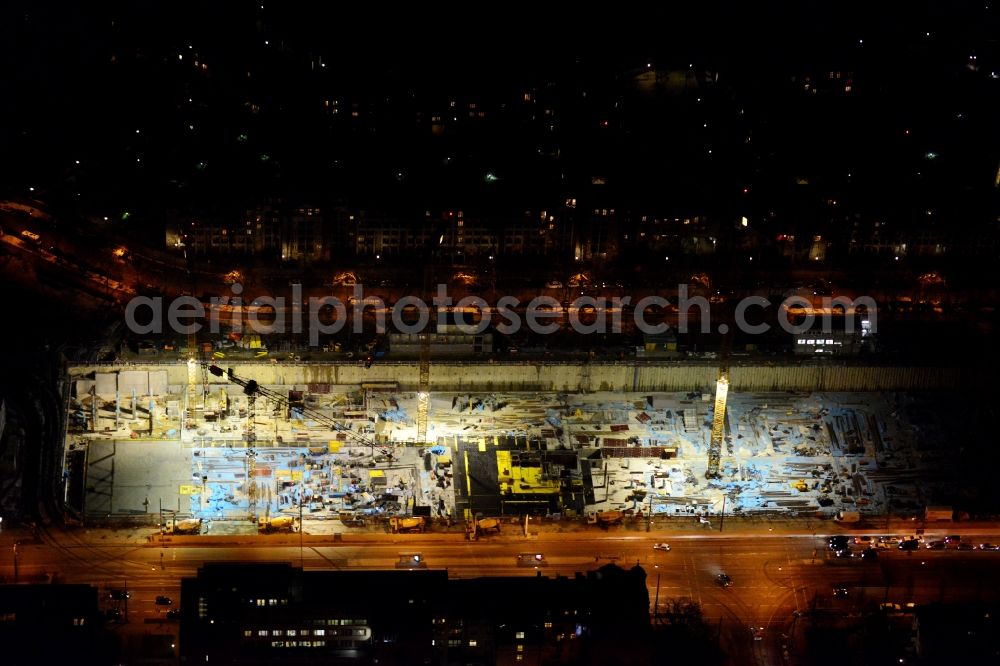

[834,510,861,523]
[588,510,625,526]
[163,518,202,535]
[923,506,953,522]
[258,516,297,533]
[389,516,426,534]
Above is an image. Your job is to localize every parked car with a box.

[979,543,1000,551]
[925,541,946,550]
[166,609,181,620]
[860,548,879,561]
[853,536,873,545]
[899,539,920,551]
[716,573,733,587]
[828,535,850,550]
[653,543,671,551]
[155,596,172,605]
[833,587,849,598]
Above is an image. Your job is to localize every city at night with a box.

[1,2,1000,665]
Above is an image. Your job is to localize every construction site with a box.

[60,358,967,534]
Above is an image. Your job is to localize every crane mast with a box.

[416,334,431,444]
[706,329,733,480]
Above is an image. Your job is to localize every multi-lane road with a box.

[5,525,1000,665]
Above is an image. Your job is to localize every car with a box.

[956,543,976,551]
[750,626,764,641]
[853,536,873,545]
[716,573,733,587]
[109,589,130,600]
[944,535,962,544]
[653,543,671,551]
[155,596,172,606]
[880,536,902,545]
[517,553,546,567]
[833,587,849,598]
[165,608,180,620]
[828,535,850,550]
[860,548,879,561]
[873,541,892,550]
[833,548,854,558]
[899,539,920,551]
[925,541,946,550]
[979,543,1000,551]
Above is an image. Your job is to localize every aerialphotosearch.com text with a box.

[124,283,877,345]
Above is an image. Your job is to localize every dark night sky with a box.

[0,1,996,220]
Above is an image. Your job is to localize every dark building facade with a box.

[179,562,651,665]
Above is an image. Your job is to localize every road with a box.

[5,526,1000,665]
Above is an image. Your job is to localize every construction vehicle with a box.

[389,516,426,534]
[258,516,297,533]
[339,511,366,527]
[474,515,502,537]
[923,506,953,522]
[588,510,625,526]
[163,518,202,535]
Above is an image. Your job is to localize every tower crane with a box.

[208,365,385,520]
[207,365,381,450]
[706,327,733,480]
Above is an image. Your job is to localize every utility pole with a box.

[299,481,304,569]
[653,571,661,619]
[719,495,726,533]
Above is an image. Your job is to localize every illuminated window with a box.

[516,631,525,639]
[544,622,553,628]
[469,640,478,647]
[315,629,325,636]
[516,656,524,662]
[258,630,268,636]
[517,644,524,652]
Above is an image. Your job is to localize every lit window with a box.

[517,644,524,651]
[469,640,478,647]
[258,630,268,636]
[826,339,834,345]
[517,656,524,662]
[544,622,553,628]
[516,631,525,639]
